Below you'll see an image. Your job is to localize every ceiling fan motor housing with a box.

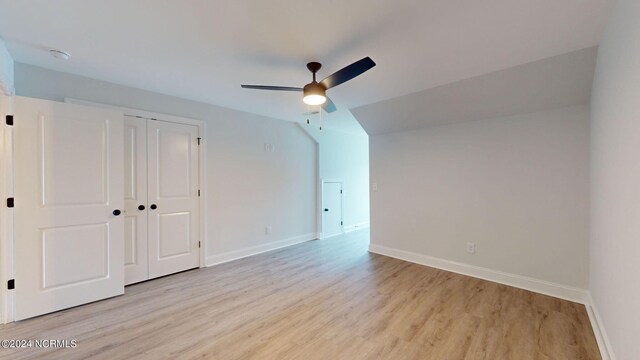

[303,81,326,97]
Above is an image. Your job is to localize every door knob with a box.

[324,208,329,212]
[150,204,157,210]
[138,205,145,211]
[113,209,122,216]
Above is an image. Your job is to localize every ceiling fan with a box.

[241,57,376,113]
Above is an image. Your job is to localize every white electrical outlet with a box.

[372,182,378,191]
[466,242,476,254]
[265,226,272,235]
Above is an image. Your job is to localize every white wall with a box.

[0,39,14,95]
[370,105,590,289]
[305,127,370,231]
[14,63,318,261]
[590,0,640,358]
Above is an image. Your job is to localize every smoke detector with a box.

[49,49,71,60]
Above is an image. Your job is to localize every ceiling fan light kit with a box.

[303,91,326,106]
[241,57,376,114]
[303,94,326,105]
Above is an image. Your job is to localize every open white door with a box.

[147,120,200,279]
[13,96,124,320]
[124,116,148,285]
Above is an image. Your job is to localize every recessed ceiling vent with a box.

[49,49,71,60]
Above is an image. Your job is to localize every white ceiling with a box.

[0,0,614,135]
[353,47,598,135]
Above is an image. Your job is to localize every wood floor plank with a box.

[0,230,601,359]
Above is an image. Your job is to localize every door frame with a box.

[320,179,344,239]
[0,95,14,323]
[64,98,207,270]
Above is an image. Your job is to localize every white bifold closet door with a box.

[124,117,200,284]
[13,96,125,321]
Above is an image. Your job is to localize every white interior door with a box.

[147,120,199,279]
[323,182,343,238]
[13,96,124,321]
[124,116,148,285]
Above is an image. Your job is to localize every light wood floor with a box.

[1,230,600,360]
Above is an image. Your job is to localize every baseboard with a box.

[344,221,370,233]
[206,233,318,267]
[368,244,588,304]
[585,292,616,360]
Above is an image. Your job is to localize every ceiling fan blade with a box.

[320,57,376,90]
[321,96,337,113]
[241,85,303,92]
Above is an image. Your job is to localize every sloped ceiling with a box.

[352,47,598,135]
[0,1,614,135]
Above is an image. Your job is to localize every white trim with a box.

[368,243,588,304]
[64,98,201,127]
[585,292,616,360]
[206,233,318,267]
[0,39,14,96]
[0,95,14,324]
[344,221,370,233]
[64,98,207,268]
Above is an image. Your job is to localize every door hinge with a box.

[340,190,343,194]
[198,241,201,248]
[198,189,201,197]
[6,197,14,208]
[197,137,201,145]
[7,279,15,290]
[6,115,13,126]
[341,221,343,226]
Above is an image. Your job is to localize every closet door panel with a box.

[147,120,199,279]
[123,116,148,285]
